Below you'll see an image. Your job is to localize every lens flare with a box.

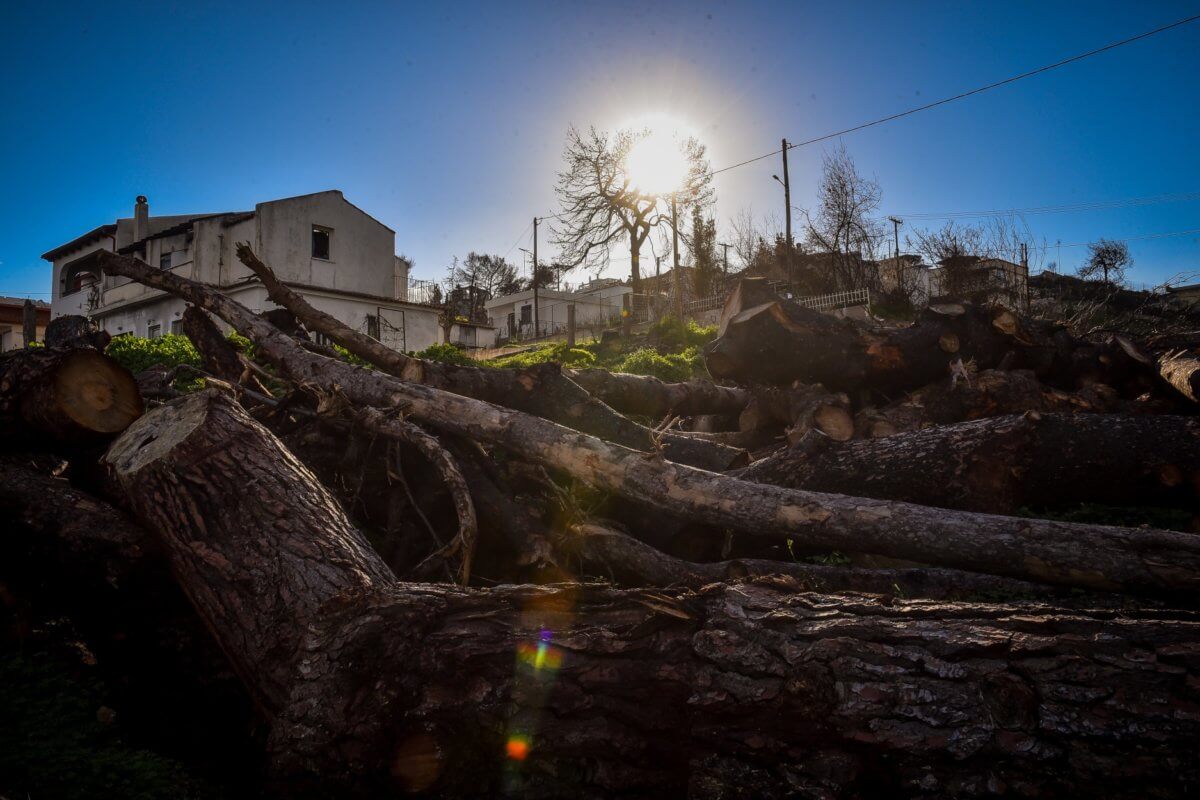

[625,129,690,196]
[506,734,531,761]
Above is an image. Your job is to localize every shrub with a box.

[615,347,692,382]
[490,342,600,370]
[647,316,717,353]
[106,334,200,376]
[414,342,476,367]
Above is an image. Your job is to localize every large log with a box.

[702,279,1155,395]
[569,523,1055,600]
[703,280,1016,391]
[102,389,394,711]
[0,345,142,444]
[566,368,749,418]
[102,392,1200,797]
[854,369,1123,438]
[742,412,1200,516]
[228,245,744,471]
[94,250,1200,595]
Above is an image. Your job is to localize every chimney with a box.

[133,195,149,242]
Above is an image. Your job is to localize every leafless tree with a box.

[800,144,886,290]
[907,216,1043,307]
[1078,238,1132,286]
[448,252,523,298]
[552,126,713,291]
[730,208,781,270]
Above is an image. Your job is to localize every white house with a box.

[42,191,489,352]
[485,278,632,340]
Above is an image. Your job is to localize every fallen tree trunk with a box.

[228,245,744,471]
[702,279,1158,396]
[703,280,1019,392]
[102,389,394,712]
[569,523,1055,600]
[181,305,252,386]
[738,383,854,443]
[854,369,1123,438]
[95,250,1200,595]
[100,391,1200,797]
[742,412,1200,516]
[0,344,142,444]
[566,368,749,418]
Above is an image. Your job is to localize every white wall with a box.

[246,191,396,298]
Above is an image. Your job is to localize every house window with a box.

[160,251,172,269]
[312,226,332,260]
[147,322,162,339]
[170,319,182,335]
[520,305,532,324]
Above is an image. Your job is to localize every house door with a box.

[377,307,406,351]
[507,312,516,339]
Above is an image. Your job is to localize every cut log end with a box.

[812,404,855,441]
[54,349,144,434]
[106,390,209,478]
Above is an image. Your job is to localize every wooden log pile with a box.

[3,261,1199,798]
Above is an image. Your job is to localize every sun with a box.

[623,123,692,197]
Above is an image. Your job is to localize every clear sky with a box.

[2,0,1198,298]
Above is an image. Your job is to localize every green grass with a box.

[0,650,222,799]
[476,316,716,380]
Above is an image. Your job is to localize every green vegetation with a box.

[479,316,717,380]
[0,650,220,799]
[413,342,477,367]
[105,333,200,376]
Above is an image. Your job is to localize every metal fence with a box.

[795,287,870,312]
[683,285,871,318]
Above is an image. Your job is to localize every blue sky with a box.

[2,1,1198,298]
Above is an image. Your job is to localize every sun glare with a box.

[624,128,691,197]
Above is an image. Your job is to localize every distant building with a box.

[485,278,632,341]
[42,191,490,352]
[1165,282,1200,308]
[0,296,50,351]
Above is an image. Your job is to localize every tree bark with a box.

[742,412,1200,516]
[102,389,394,712]
[94,250,1200,595]
[1158,349,1200,404]
[181,305,249,385]
[567,368,749,418]
[738,383,854,443]
[702,279,1133,394]
[97,394,1200,797]
[0,345,142,444]
[229,245,744,471]
[854,369,1123,438]
[568,523,1056,600]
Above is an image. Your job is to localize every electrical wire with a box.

[897,191,1200,220]
[709,13,1200,177]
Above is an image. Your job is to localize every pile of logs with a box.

[3,255,1199,798]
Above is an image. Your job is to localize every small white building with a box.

[42,191,486,352]
[485,278,632,340]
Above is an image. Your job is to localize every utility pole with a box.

[719,242,730,276]
[532,216,540,338]
[672,194,683,319]
[773,139,793,288]
[781,138,793,288]
[887,217,902,287]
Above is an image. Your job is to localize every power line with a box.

[897,191,1200,220]
[709,13,1200,177]
[1055,226,1200,248]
